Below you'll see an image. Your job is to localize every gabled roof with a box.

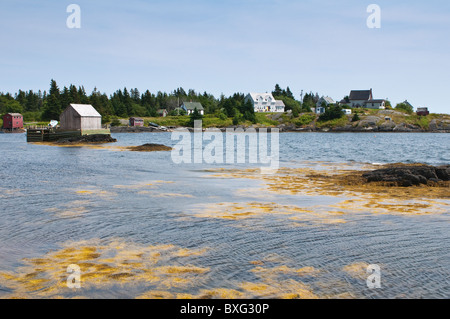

[248,93,275,102]
[69,104,101,117]
[6,113,23,117]
[349,90,372,101]
[275,100,285,107]
[182,102,204,110]
[320,96,335,104]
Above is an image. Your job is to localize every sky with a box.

[0,0,449,113]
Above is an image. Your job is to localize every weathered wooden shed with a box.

[129,117,144,127]
[60,104,102,133]
[2,113,23,130]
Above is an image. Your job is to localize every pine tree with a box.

[273,84,283,97]
[286,87,294,99]
[41,79,62,121]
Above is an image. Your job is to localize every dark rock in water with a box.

[362,164,450,187]
[56,134,117,144]
[127,144,173,152]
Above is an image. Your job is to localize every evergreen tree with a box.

[273,84,283,97]
[41,79,62,121]
[286,86,294,99]
[189,108,203,127]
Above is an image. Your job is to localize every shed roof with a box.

[6,113,23,117]
[248,93,275,102]
[349,90,372,101]
[320,96,335,104]
[182,102,204,110]
[69,104,101,117]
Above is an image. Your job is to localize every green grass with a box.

[254,113,280,126]
[316,116,349,129]
[404,115,430,130]
[0,118,2,128]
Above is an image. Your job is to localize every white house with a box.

[315,107,326,115]
[347,89,385,109]
[245,93,285,113]
[365,100,386,109]
[348,89,373,108]
[181,102,205,115]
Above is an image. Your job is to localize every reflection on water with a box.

[0,133,449,299]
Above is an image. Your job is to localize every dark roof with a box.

[366,99,385,103]
[349,90,372,101]
[182,102,204,110]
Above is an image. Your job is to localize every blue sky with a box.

[1,0,449,113]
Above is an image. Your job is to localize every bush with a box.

[318,105,344,122]
[218,112,228,121]
[110,118,121,127]
[352,113,360,122]
[296,114,316,127]
[395,103,414,114]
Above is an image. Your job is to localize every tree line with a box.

[0,80,325,123]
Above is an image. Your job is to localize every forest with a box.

[0,80,320,124]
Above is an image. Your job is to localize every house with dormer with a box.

[245,93,285,113]
[348,89,385,109]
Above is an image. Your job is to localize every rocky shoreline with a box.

[109,125,450,133]
[54,134,117,145]
[362,164,450,187]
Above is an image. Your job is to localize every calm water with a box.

[0,132,449,299]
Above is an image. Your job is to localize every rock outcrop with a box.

[127,144,173,152]
[362,164,450,187]
[55,134,117,144]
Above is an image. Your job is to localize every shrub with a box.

[296,114,316,127]
[352,113,360,122]
[110,118,121,127]
[318,105,344,122]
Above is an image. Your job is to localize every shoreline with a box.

[109,126,450,134]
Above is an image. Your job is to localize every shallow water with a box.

[0,132,449,299]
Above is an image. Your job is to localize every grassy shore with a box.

[125,110,450,131]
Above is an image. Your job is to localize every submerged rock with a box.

[127,143,173,152]
[362,164,450,187]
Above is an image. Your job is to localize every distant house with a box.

[417,107,430,116]
[181,102,204,116]
[348,89,385,109]
[245,93,285,113]
[349,89,373,108]
[315,107,326,115]
[365,100,386,109]
[275,100,286,112]
[129,117,144,127]
[2,113,23,130]
[60,104,102,133]
[316,96,335,108]
[157,109,168,117]
[403,100,415,111]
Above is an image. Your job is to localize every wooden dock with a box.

[26,129,82,142]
